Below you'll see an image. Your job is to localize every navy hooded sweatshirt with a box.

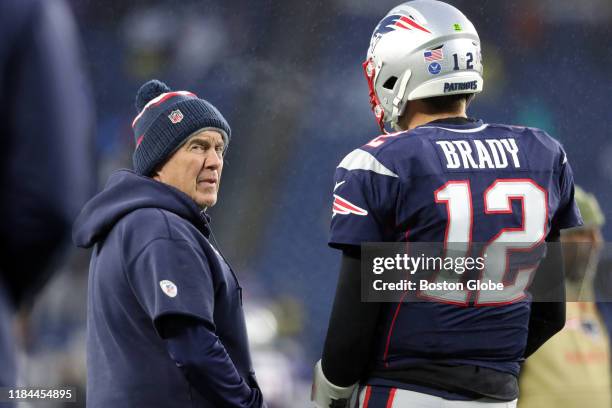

[73,170,263,408]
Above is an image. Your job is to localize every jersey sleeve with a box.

[126,238,215,334]
[551,150,583,231]
[329,148,400,249]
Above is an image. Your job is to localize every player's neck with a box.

[399,100,467,130]
[402,111,467,130]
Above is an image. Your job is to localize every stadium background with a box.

[18,1,612,407]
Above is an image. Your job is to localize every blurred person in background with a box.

[595,255,612,347]
[312,1,581,407]
[0,0,93,396]
[73,80,265,407]
[519,186,610,408]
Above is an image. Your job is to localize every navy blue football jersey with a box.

[329,118,582,377]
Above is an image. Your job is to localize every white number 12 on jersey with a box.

[424,179,548,305]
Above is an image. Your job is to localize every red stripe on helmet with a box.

[394,21,411,30]
[399,16,431,33]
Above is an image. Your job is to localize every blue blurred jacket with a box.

[0,0,94,388]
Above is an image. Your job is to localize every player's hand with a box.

[311,360,357,408]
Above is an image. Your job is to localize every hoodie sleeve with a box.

[126,238,264,407]
[161,316,265,408]
[125,238,216,332]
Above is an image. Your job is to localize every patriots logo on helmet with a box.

[332,195,368,216]
[372,14,432,37]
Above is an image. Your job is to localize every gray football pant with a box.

[355,386,517,408]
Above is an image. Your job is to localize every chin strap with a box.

[311,360,357,408]
[390,68,412,131]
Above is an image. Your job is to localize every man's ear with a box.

[152,166,163,181]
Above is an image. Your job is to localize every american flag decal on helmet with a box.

[333,195,368,216]
[424,47,444,62]
[373,14,432,36]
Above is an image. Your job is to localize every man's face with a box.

[561,226,603,282]
[153,130,225,208]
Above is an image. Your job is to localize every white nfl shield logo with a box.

[159,280,178,298]
[168,110,184,124]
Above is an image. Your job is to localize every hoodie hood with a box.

[73,169,210,248]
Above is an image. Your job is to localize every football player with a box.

[312,1,582,407]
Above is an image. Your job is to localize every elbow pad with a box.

[311,360,357,408]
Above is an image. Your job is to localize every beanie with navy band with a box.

[131,79,231,176]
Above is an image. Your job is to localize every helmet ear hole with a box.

[382,76,398,90]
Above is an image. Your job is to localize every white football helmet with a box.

[364,0,484,132]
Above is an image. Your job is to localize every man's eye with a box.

[216,146,225,153]
[191,144,206,151]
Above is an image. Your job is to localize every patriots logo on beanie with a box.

[131,79,231,176]
[168,110,184,124]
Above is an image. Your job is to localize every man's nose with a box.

[205,149,222,169]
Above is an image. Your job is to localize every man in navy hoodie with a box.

[73,80,265,407]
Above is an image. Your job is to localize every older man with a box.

[74,80,265,407]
